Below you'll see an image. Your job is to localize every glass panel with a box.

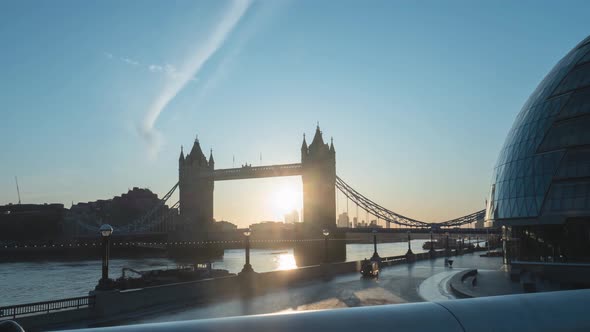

[542,181,590,213]
[539,115,590,152]
[557,87,590,120]
[557,149,590,178]
[524,177,535,196]
[536,195,545,212]
[553,62,590,95]
[577,49,590,65]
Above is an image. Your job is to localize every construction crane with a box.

[15,176,21,204]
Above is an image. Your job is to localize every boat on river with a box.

[114,262,234,290]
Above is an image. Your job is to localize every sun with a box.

[269,182,302,220]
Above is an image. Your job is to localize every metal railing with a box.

[0,295,95,319]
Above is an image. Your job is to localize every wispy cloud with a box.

[138,0,252,158]
[121,57,140,66]
[189,0,286,111]
[103,52,200,84]
[148,64,163,72]
[102,52,140,66]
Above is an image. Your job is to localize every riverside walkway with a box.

[117,253,503,327]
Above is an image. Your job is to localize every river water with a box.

[0,240,430,306]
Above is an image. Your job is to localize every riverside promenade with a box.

[5,250,506,331]
[122,252,503,326]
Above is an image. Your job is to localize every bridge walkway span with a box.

[201,163,303,181]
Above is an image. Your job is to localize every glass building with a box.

[485,35,590,266]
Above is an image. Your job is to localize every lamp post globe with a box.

[429,230,435,257]
[99,224,113,238]
[501,225,507,264]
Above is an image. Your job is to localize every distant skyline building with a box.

[211,220,238,232]
[249,221,293,233]
[337,212,349,228]
[356,220,369,228]
[284,210,299,224]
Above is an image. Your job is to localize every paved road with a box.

[121,253,503,326]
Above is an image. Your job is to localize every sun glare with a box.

[276,254,297,270]
[269,182,302,221]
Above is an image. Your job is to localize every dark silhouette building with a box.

[0,204,65,243]
[67,187,171,236]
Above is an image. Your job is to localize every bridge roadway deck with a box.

[200,163,303,181]
[342,228,498,234]
[113,253,503,327]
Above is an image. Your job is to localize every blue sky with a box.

[1,0,589,227]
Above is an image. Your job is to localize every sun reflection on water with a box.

[276,253,297,270]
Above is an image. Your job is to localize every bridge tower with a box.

[301,125,336,230]
[178,137,214,236]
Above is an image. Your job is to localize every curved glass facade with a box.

[486,35,590,264]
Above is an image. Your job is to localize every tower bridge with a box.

[71,125,487,237]
[178,125,336,236]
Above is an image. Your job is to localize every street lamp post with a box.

[429,230,435,258]
[501,225,507,265]
[445,232,450,256]
[240,228,254,274]
[371,229,380,261]
[97,224,113,290]
[322,229,330,263]
[406,231,413,255]
[476,235,480,248]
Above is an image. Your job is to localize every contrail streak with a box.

[139,0,251,156]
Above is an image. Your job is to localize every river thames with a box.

[0,240,430,306]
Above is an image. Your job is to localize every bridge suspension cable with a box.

[335,176,485,229]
